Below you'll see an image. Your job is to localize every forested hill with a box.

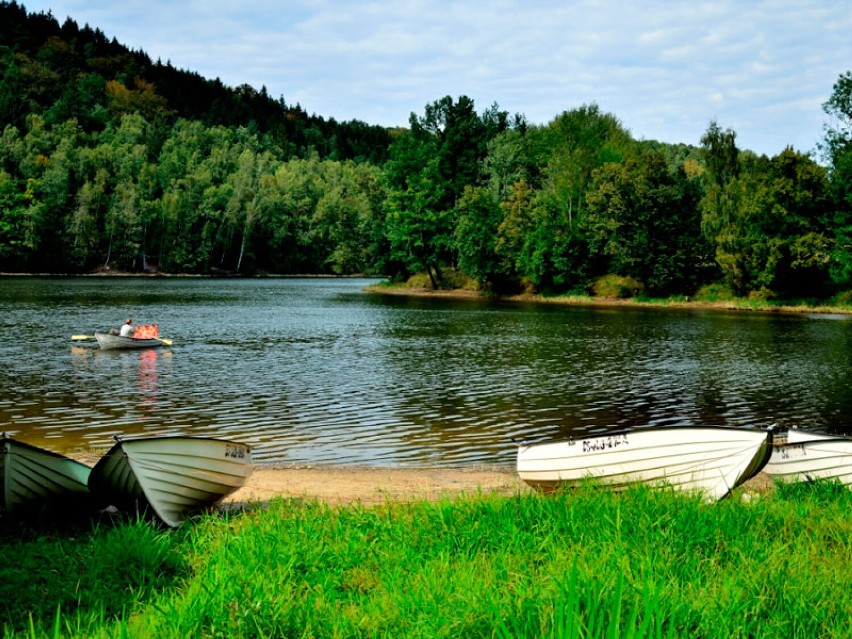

[1,1,850,303]
[0,1,393,162]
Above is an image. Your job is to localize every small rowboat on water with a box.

[94,332,170,350]
[1,434,92,512]
[88,435,252,527]
[517,426,773,502]
[764,428,852,487]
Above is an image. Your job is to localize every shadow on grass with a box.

[0,499,188,635]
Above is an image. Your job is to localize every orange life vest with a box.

[130,324,159,339]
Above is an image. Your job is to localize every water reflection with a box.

[136,349,160,417]
[62,343,173,444]
[0,277,851,467]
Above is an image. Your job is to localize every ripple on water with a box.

[1,278,851,463]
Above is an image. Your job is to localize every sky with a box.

[18,0,852,158]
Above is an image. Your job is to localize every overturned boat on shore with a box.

[764,428,852,486]
[516,425,773,502]
[1,434,92,512]
[88,435,252,527]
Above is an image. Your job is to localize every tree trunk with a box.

[235,203,257,273]
[104,228,113,268]
[425,263,443,289]
[426,264,438,289]
[235,233,246,273]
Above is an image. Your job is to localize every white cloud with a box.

[18,0,852,155]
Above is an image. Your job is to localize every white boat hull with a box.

[764,428,852,486]
[94,332,165,350]
[1,435,91,512]
[517,426,772,502]
[89,436,252,527]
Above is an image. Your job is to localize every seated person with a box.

[119,318,134,337]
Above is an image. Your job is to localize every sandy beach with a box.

[221,466,530,507]
[218,465,775,509]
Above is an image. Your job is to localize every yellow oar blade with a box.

[156,338,173,346]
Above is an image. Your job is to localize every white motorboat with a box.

[516,426,773,502]
[1,434,92,512]
[93,332,170,350]
[88,435,252,527]
[764,428,852,486]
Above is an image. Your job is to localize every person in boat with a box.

[119,318,134,337]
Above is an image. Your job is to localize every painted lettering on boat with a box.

[225,444,248,459]
[582,434,629,453]
[778,444,806,460]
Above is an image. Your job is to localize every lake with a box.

[1,277,850,468]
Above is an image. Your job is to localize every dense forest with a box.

[1,1,850,301]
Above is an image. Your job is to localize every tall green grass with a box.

[2,481,852,638]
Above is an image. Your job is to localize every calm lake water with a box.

[1,277,851,467]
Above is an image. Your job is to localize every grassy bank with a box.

[365,280,852,317]
[2,482,851,638]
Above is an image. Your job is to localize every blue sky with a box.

[19,0,852,158]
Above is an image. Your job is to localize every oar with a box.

[153,337,173,346]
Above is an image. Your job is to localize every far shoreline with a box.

[3,272,849,317]
[364,283,852,317]
[0,271,381,279]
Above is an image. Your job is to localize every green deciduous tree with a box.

[383,112,451,287]
[495,178,562,289]
[584,152,708,294]
[701,120,833,296]
[454,185,502,287]
[384,96,508,287]
[310,161,382,274]
[269,153,324,273]
[537,105,632,229]
[225,147,277,273]
[822,71,852,287]
[0,170,29,270]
